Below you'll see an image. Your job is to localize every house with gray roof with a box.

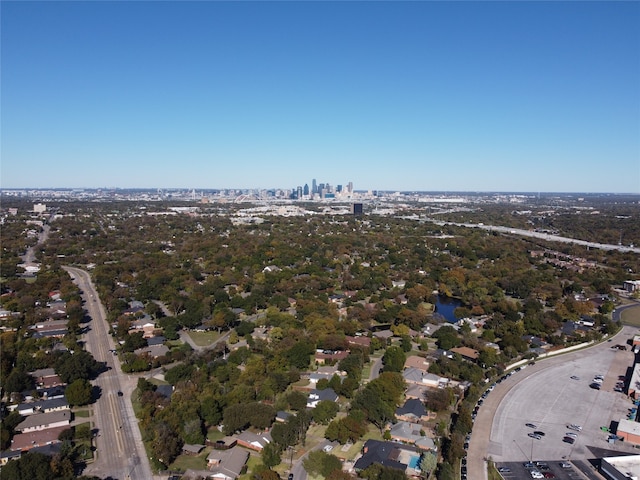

[395,398,432,423]
[306,388,339,408]
[354,439,420,474]
[206,446,249,480]
[16,409,71,433]
[12,397,69,416]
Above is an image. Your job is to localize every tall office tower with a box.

[312,179,317,195]
[303,184,309,196]
[347,181,353,193]
[337,185,343,193]
[352,203,363,215]
[318,183,325,193]
[297,186,303,199]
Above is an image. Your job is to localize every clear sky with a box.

[2,1,639,193]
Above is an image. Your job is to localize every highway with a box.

[423,219,640,254]
[64,266,154,480]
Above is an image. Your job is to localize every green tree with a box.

[65,378,93,406]
[420,452,438,476]
[0,451,54,480]
[261,441,282,468]
[312,400,340,425]
[381,345,406,373]
[303,450,342,478]
[360,463,407,480]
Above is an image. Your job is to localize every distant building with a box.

[352,203,363,215]
[33,203,46,213]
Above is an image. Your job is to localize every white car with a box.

[530,471,544,479]
[322,445,333,452]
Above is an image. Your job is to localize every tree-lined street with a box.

[64,267,154,480]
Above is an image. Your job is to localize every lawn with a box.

[239,453,262,480]
[621,305,640,327]
[169,448,209,471]
[73,409,91,418]
[187,330,222,347]
[207,427,225,442]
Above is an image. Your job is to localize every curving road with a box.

[64,266,154,480]
[467,320,640,480]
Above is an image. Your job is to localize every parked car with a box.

[528,433,542,440]
[567,424,582,431]
[525,423,537,429]
[563,436,575,444]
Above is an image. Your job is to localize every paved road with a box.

[65,266,154,480]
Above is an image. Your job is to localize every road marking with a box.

[109,393,125,454]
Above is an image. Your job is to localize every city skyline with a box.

[1,1,639,193]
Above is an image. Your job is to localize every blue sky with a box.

[2,1,639,193]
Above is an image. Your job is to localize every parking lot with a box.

[495,460,585,480]
[466,326,640,480]
[488,342,635,466]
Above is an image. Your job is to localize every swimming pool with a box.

[408,455,420,469]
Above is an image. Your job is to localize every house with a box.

[30,368,57,383]
[156,384,174,400]
[403,356,430,372]
[147,335,166,346]
[183,444,205,455]
[37,385,66,400]
[346,335,372,349]
[135,344,170,358]
[11,397,69,416]
[354,439,421,474]
[307,388,339,408]
[235,431,272,452]
[395,398,432,424]
[403,368,447,389]
[16,410,71,433]
[314,350,349,364]
[308,365,346,384]
[31,319,69,339]
[450,346,479,361]
[0,449,22,465]
[275,411,292,423]
[405,384,430,401]
[389,421,423,444]
[123,300,145,316]
[373,330,394,341]
[129,317,157,338]
[10,425,70,451]
[206,447,249,480]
